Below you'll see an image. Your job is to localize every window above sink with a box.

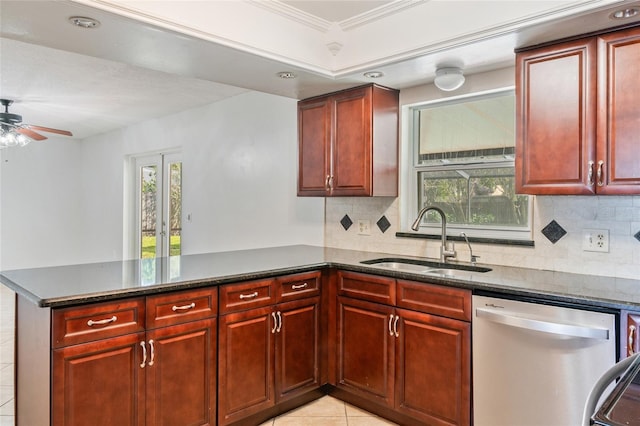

[403,88,533,242]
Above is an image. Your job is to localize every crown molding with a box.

[339,0,426,31]
[248,0,332,33]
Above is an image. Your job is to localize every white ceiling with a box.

[1,0,639,140]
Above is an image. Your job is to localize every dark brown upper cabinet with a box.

[297,84,399,197]
[516,26,640,195]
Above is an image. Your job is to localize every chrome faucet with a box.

[460,232,479,265]
[411,206,456,263]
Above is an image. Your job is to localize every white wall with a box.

[0,91,324,270]
[0,139,85,269]
[325,67,640,280]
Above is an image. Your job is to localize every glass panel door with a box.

[135,153,182,260]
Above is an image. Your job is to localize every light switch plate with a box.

[582,229,609,252]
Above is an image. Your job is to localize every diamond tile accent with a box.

[376,216,391,233]
[634,230,640,243]
[541,220,567,244]
[340,214,353,231]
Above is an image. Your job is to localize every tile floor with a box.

[0,284,396,426]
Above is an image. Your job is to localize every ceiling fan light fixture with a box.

[434,67,465,91]
[69,16,101,29]
[0,128,32,149]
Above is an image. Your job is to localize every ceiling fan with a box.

[0,99,73,147]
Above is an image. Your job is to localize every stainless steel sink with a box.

[361,257,491,275]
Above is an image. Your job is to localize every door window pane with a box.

[140,165,158,259]
[168,162,182,256]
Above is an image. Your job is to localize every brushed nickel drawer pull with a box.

[148,340,155,366]
[630,325,637,356]
[291,283,308,290]
[172,302,196,312]
[393,315,399,337]
[87,316,117,327]
[388,314,394,336]
[239,291,259,300]
[596,160,604,187]
[140,341,147,368]
[587,160,594,186]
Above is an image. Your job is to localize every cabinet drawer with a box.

[337,271,395,305]
[277,270,321,302]
[53,298,145,348]
[396,280,471,321]
[219,278,276,314]
[146,287,218,329]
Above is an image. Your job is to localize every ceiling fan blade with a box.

[26,125,73,137]
[16,127,47,141]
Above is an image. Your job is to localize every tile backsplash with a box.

[325,195,640,279]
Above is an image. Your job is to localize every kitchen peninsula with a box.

[2,245,640,426]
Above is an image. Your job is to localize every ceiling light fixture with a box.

[68,16,101,29]
[434,67,465,91]
[364,71,384,79]
[610,7,639,19]
[0,127,32,149]
[277,71,296,79]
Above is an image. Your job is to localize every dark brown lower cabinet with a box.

[52,318,217,426]
[395,308,470,426]
[52,332,146,426]
[218,297,321,425]
[336,296,395,407]
[336,293,471,426]
[145,319,217,426]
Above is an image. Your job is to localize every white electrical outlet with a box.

[582,229,609,253]
[358,220,371,236]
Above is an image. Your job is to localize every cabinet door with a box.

[597,27,640,194]
[395,308,471,426]
[336,296,395,408]
[218,307,275,425]
[145,318,217,426]
[52,332,145,426]
[624,311,640,357]
[516,38,597,194]
[275,297,320,402]
[332,87,372,196]
[298,97,331,196]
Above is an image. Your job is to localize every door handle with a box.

[476,308,609,340]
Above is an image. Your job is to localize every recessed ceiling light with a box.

[364,71,384,79]
[68,16,101,29]
[277,72,296,79]
[610,8,638,20]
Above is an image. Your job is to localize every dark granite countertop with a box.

[1,245,639,310]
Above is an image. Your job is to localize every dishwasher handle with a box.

[476,307,610,340]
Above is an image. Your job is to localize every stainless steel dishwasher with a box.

[473,294,617,426]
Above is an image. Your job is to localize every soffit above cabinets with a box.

[1,0,639,140]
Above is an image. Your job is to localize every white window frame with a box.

[401,87,533,241]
